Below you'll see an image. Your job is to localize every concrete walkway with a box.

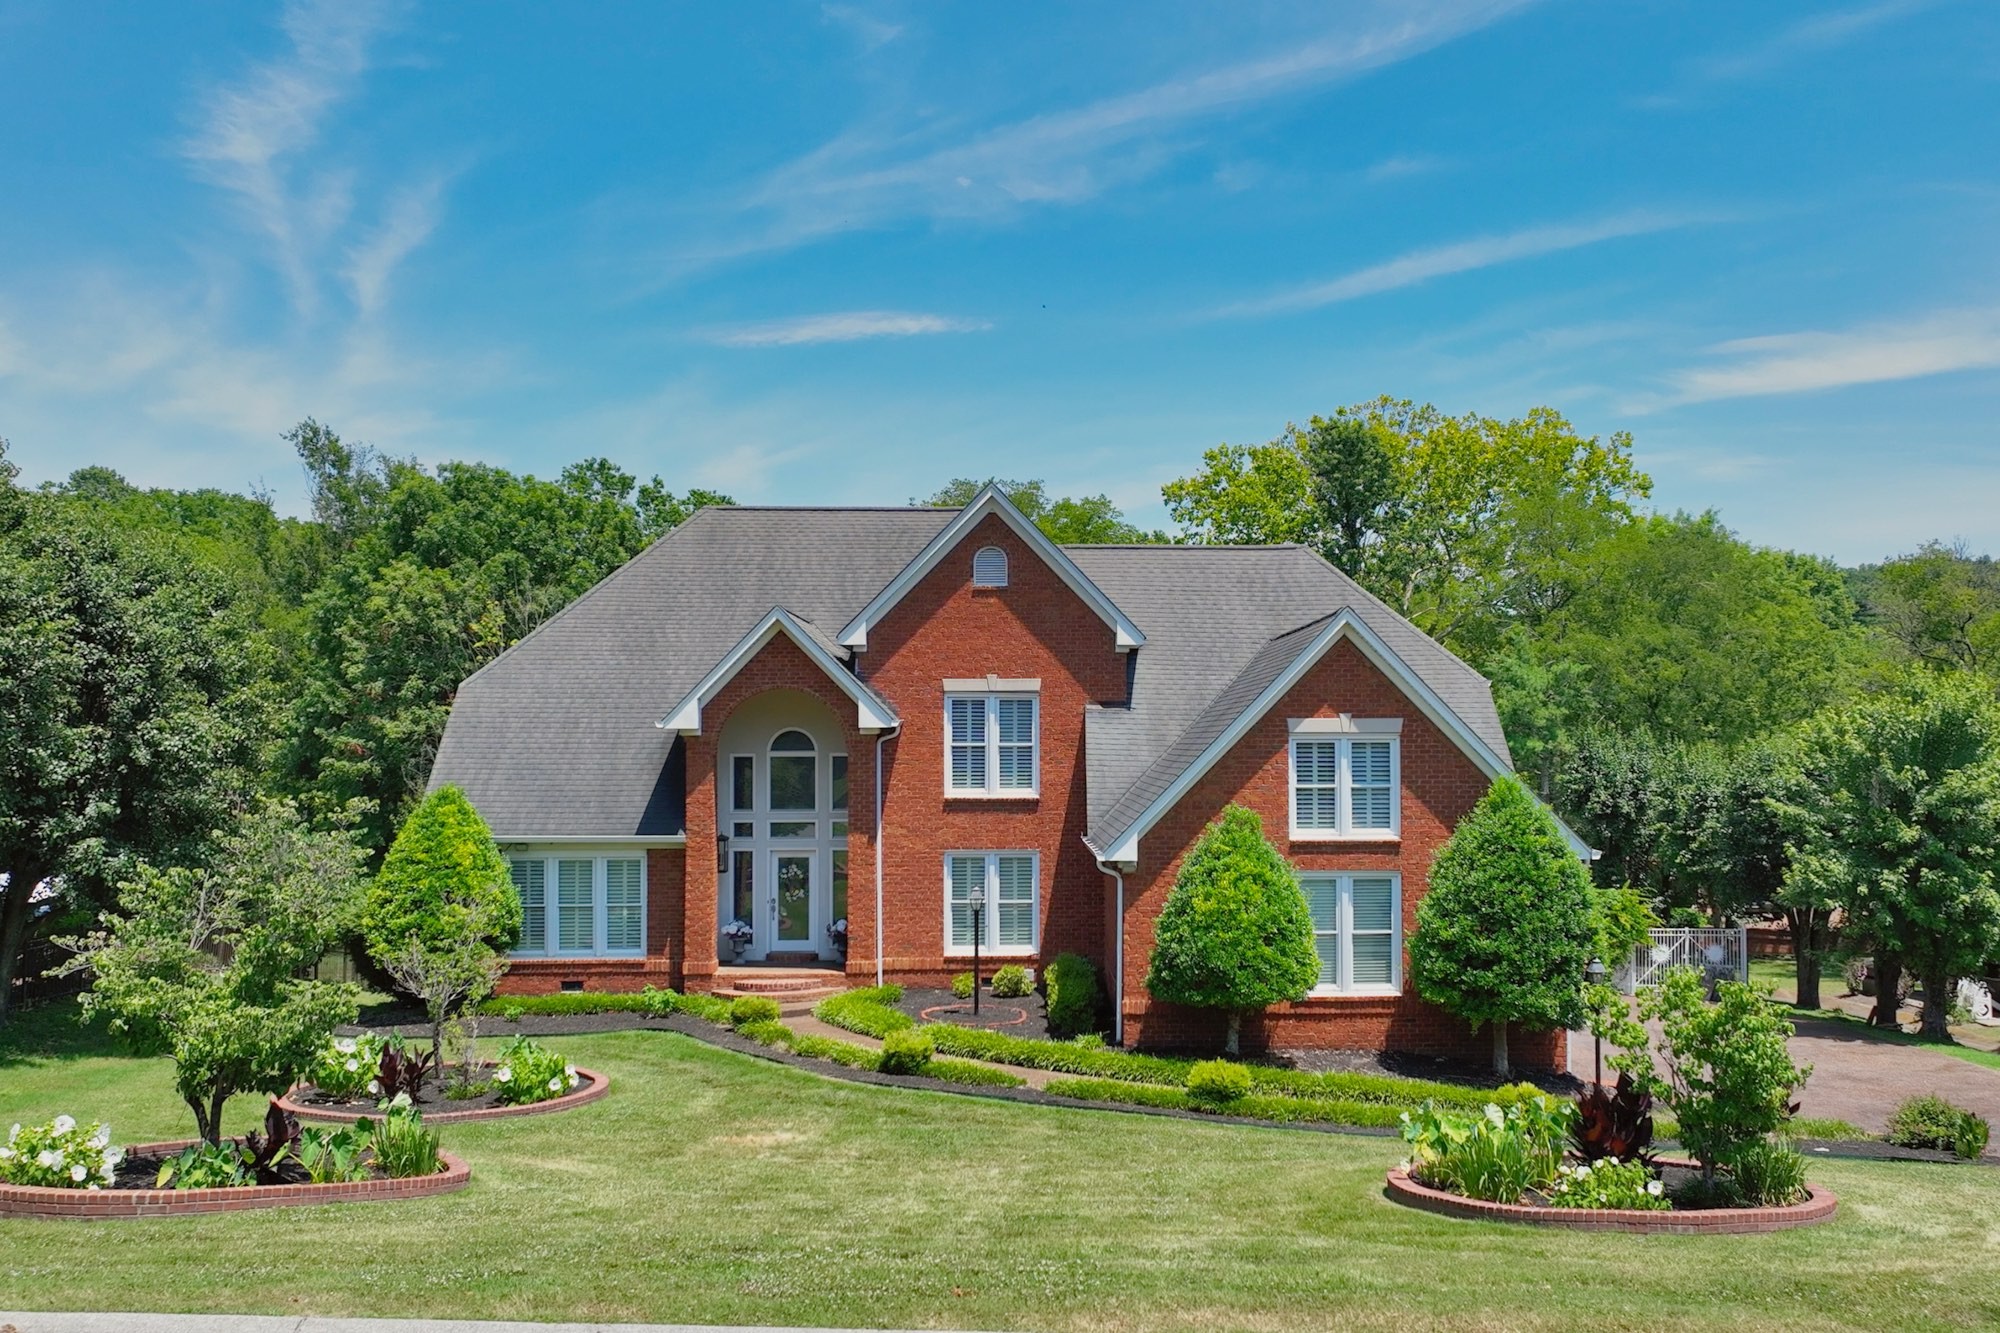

[1,1317,983,1333]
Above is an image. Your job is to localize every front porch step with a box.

[713,984,847,1004]
[711,967,849,1003]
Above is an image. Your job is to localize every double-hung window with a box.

[1288,720,1400,839]
[1301,873,1401,994]
[943,851,1038,954]
[508,854,647,957]
[946,692,1038,796]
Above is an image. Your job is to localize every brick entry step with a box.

[712,965,850,1002]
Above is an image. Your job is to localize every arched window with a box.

[768,730,816,811]
[972,545,1009,588]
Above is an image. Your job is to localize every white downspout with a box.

[874,725,899,987]
[1097,857,1126,1046]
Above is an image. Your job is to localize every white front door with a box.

[719,723,849,963]
[769,851,815,953]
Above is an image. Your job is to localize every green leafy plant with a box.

[728,995,781,1027]
[0,1116,122,1189]
[1587,884,1657,972]
[1888,1094,1990,1160]
[950,972,974,1000]
[1144,805,1319,1054]
[489,1035,580,1105]
[1409,777,1597,1077]
[1185,1059,1252,1109]
[364,1109,442,1179]
[1043,952,1101,1038]
[155,1140,248,1190]
[1545,1157,1666,1210]
[1726,1138,1810,1206]
[309,1033,386,1099]
[878,1029,935,1075]
[990,964,1031,999]
[1400,1099,1572,1204]
[299,1124,371,1184]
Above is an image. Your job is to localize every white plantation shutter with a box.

[604,859,644,952]
[510,859,545,953]
[995,855,1035,947]
[947,855,984,947]
[1303,875,1340,988]
[556,859,593,951]
[948,697,987,790]
[995,697,1036,790]
[1293,741,1341,830]
[1349,741,1394,830]
[1348,876,1396,986]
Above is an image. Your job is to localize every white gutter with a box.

[874,724,900,987]
[1096,857,1127,1046]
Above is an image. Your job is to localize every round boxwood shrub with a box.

[951,972,975,999]
[728,995,782,1027]
[990,964,1032,999]
[1044,952,1101,1038]
[878,1029,935,1075]
[1185,1059,1252,1110]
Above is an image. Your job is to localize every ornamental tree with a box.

[1410,777,1596,1077]
[61,800,367,1143]
[1144,805,1319,1055]
[358,785,521,1070]
[1774,672,2000,1038]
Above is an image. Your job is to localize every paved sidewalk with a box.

[1,1317,982,1333]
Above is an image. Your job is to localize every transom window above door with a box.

[727,732,849,841]
[946,692,1038,796]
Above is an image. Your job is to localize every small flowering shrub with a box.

[0,1116,123,1190]
[1400,1098,1572,1204]
[489,1035,581,1106]
[309,1033,386,1099]
[1544,1158,1667,1211]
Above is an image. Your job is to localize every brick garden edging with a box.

[1383,1165,1838,1233]
[277,1066,608,1124]
[0,1142,470,1220]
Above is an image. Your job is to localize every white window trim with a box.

[941,850,1040,957]
[507,851,648,959]
[1287,727,1401,841]
[944,692,1040,798]
[972,545,1009,588]
[1302,872,1402,996]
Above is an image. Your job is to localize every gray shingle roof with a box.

[429,508,1511,847]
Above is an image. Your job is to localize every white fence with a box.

[1618,927,1749,994]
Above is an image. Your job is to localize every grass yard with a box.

[1748,957,2000,1071]
[4,1006,1999,1331]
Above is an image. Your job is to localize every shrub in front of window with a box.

[358,785,521,1073]
[1185,1059,1252,1110]
[951,971,975,999]
[1144,805,1319,1055]
[990,964,1031,998]
[489,1035,581,1106]
[1887,1093,1990,1160]
[1544,1158,1666,1211]
[1043,952,1101,1038]
[877,1029,935,1075]
[1409,777,1597,1078]
[0,1116,122,1189]
[728,995,782,1027]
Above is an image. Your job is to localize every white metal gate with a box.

[1620,927,1749,994]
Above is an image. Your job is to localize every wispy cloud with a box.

[343,171,449,317]
[704,310,992,347]
[181,0,401,314]
[1214,211,1705,318]
[1638,0,1948,106]
[1655,308,2000,406]
[821,3,902,51]
[677,1,1535,267]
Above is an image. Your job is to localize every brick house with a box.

[429,486,1587,1068]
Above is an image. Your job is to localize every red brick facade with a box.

[491,516,1567,1071]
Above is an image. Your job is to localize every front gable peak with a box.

[837,485,1146,653]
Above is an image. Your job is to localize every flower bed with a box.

[0,1139,470,1219]
[1384,1163,1838,1234]
[281,1065,607,1124]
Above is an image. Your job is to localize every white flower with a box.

[37,1150,59,1169]
[367,1080,382,1096]
[566,1073,579,1088]
[7,1124,18,1143]
[493,1066,513,1083]
[86,1182,101,1191]
[565,1065,577,1078]
[1575,1162,1591,1176]
[1646,1180,1663,1197]
[0,1147,13,1161]
[88,1127,109,1150]
[548,1076,564,1092]
[70,1163,87,1182]
[52,1115,75,1135]
[334,1037,357,1055]
[345,1059,360,1073]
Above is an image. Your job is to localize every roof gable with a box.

[839,486,1144,652]
[659,607,899,734]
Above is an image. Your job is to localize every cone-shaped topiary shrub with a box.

[1144,805,1319,1055]
[1409,777,1596,1078]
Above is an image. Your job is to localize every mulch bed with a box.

[1276,1045,1581,1096]
[894,986,1054,1037]
[107,1146,314,1190]
[291,1070,512,1116]
[1385,1161,1840,1233]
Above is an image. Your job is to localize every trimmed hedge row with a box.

[1043,1077,1408,1128]
[815,987,1543,1110]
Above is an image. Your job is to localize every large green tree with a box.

[1776,673,2000,1038]
[0,446,260,1024]
[1854,541,2000,674]
[1410,777,1597,1077]
[921,478,1169,544]
[1144,805,1319,1055]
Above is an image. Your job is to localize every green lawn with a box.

[4,1005,1999,1331]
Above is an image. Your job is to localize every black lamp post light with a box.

[969,903,984,1016]
[1585,956,1607,1087]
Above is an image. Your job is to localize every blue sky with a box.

[1,0,1996,563]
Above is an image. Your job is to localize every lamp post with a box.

[970,903,984,1017]
[1585,957,1607,1087]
